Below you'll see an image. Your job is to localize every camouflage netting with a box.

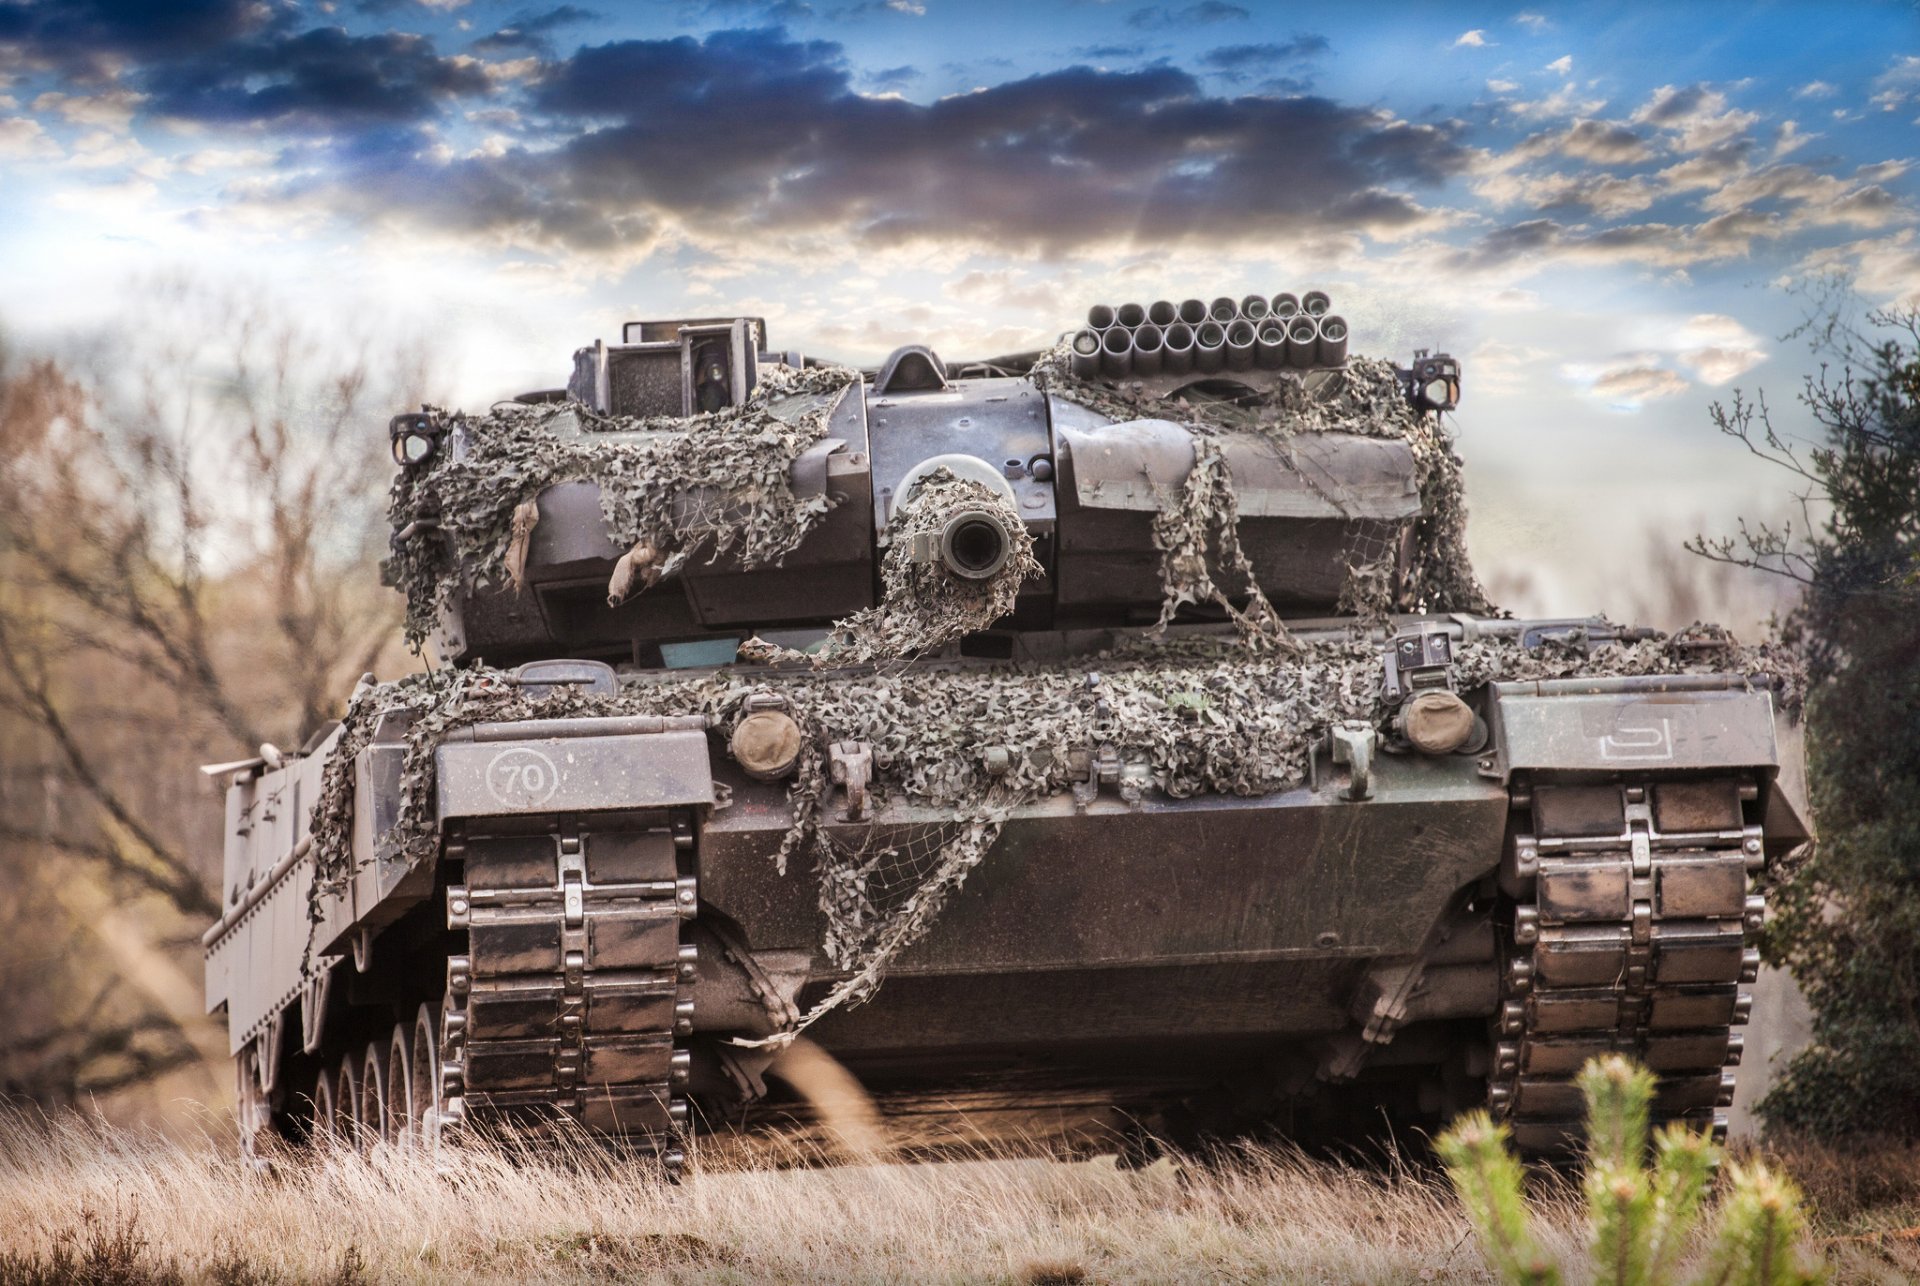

[306,625,1802,1038]
[385,364,861,646]
[1028,342,1494,624]
[740,468,1042,668]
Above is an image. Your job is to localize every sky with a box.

[1,0,1916,618]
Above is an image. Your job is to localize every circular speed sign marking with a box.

[484,747,561,809]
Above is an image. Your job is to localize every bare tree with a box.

[0,278,431,1106]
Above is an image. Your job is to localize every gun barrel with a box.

[939,508,1014,580]
[1070,328,1103,379]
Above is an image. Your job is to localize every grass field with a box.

[0,1111,1916,1284]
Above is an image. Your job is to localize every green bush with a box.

[1438,1055,1821,1285]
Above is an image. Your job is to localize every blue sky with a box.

[1,0,1916,616]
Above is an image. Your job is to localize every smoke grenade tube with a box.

[1240,294,1270,322]
[1131,323,1165,375]
[1087,303,1116,330]
[1162,322,1195,374]
[1255,322,1287,369]
[1316,315,1349,366]
[1101,325,1133,376]
[1271,292,1300,319]
[1116,302,1146,328]
[1302,290,1331,318]
[1226,319,1258,371]
[1209,296,1238,322]
[1071,328,1103,379]
[1178,298,1207,325]
[1194,321,1227,372]
[1286,315,1319,367]
[1147,300,1177,327]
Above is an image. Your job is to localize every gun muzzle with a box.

[1101,325,1132,376]
[1286,315,1319,367]
[1225,319,1258,371]
[1194,321,1227,372]
[1302,290,1331,318]
[1087,303,1116,330]
[1116,302,1146,328]
[1162,322,1195,374]
[1131,323,1165,375]
[1271,292,1300,319]
[1178,298,1207,325]
[1316,315,1349,366]
[1070,328,1102,379]
[937,507,1014,580]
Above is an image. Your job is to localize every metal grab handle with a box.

[1331,721,1377,802]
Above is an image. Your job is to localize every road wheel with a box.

[335,1053,361,1148]
[412,1003,443,1150]
[309,1065,337,1147]
[361,1041,389,1153]
[388,1023,416,1149]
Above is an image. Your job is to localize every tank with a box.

[202,297,1811,1171]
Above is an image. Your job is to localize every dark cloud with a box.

[1200,37,1328,72]
[1074,43,1150,61]
[144,27,493,130]
[863,63,921,91]
[0,0,276,79]
[1128,2,1250,31]
[0,0,492,131]
[281,25,1469,259]
[471,6,599,57]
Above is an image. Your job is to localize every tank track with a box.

[440,807,699,1173]
[1492,774,1764,1154]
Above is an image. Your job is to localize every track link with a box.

[440,808,698,1172]
[1493,775,1763,1154]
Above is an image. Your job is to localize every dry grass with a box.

[0,1109,1581,1284]
[0,1110,1908,1284]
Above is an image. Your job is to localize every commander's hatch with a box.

[569,316,766,418]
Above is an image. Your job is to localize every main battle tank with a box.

[202,296,1810,1171]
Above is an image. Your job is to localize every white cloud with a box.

[1487,78,1520,94]
[1671,314,1766,384]
[1632,84,1759,152]
[1772,120,1813,159]
[176,147,278,175]
[31,90,144,132]
[1545,55,1572,76]
[1870,54,1920,112]
[1796,228,1920,306]
[1471,339,1549,391]
[1562,355,1690,409]
[1514,12,1549,32]
[1507,82,1606,120]
[1792,80,1836,100]
[0,116,59,160]
[886,0,929,12]
[1454,30,1489,48]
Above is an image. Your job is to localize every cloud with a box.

[1871,54,1920,112]
[1561,355,1690,409]
[0,3,497,135]
[1792,80,1836,100]
[0,114,59,159]
[863,63,920,92]
[1671,314,1765,383]
[1513,12,1549,33]
[264,27,1472,263]
[30,89,144,131]
[1199,35,1328,71]
[1453,30,1488,48]
[470,6,598,56]
[1486,78,1519,94]
[1514,117,1653,165]
[1631,83,1758,152]
[1507,81,1605,120]
[1128,3,1249,30]
[1545,54,1571,75]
